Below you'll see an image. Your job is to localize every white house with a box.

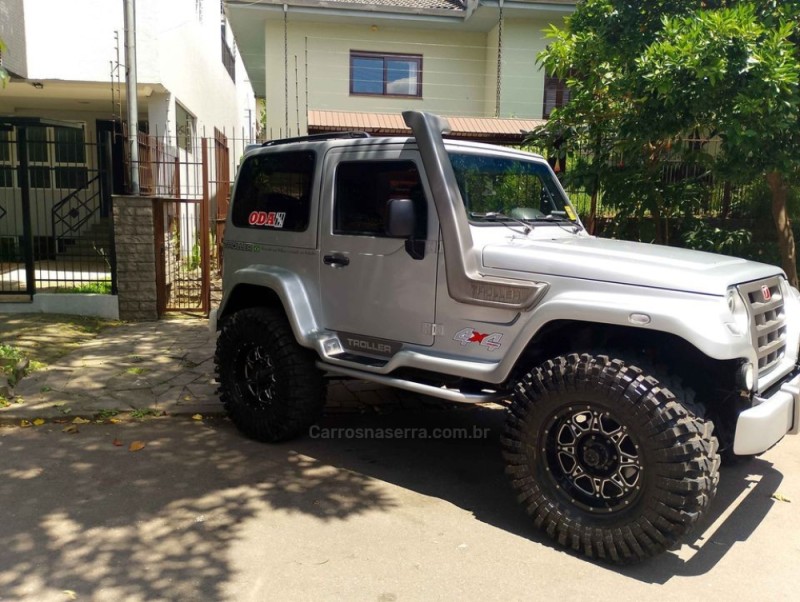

[0,0,255,304]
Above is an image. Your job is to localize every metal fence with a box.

[130,127,254,314]
[0,124,115,296]
[524,136,760,221]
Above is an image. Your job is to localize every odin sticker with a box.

[454,328,503,351]
[249,211,286,228]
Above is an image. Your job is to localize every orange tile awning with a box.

[307,110,545,145]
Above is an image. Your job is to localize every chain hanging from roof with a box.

[495,0,504,118]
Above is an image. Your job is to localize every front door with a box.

[319,149,438,346]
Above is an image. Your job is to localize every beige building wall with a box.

[498,18,553,119]
[483,23,500,117]
[265,20,489,138]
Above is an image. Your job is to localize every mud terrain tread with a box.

[215,307,326,442]
[501,353,720,564]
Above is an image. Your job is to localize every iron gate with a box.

[0,119,116,297]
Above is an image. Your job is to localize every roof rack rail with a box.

[261,131,371,147]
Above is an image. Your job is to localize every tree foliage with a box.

[532,0,800,285]
[0,38,8,87]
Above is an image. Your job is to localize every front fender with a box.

[494,287,753,382]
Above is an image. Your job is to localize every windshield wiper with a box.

[530,210,572,222]
[469,211,532,235]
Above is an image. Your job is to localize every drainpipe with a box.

[123,0,140,195]
[495,0,504,118]
[284,3,289,136]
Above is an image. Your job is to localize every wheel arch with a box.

[217,266,320,348]
[513,319,740,403]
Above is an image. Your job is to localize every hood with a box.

[482,236,784,295]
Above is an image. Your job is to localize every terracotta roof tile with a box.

[307,110,544,143]
[321,0,466,11]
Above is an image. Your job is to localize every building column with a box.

[112,195,158,321]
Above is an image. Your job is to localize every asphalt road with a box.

[0,407,797,601]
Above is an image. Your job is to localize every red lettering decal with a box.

[248,211,259,225]
[266,212,276,226]
[256,211,268,225]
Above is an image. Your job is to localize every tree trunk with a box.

[587,183,598,235]
[766,171,798,288]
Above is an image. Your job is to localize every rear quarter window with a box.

[231,151,315,232]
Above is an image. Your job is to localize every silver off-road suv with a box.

[213,111,800,563]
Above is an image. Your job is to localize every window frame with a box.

[0,129,14,188]
[333,159,428,239]
[0,125,89,191]
[230,150,316,233]
[349,51,423,99]
[543,74,571,119]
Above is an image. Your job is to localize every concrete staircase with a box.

[57,217,113,263]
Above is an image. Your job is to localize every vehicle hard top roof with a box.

[244,131,545,162]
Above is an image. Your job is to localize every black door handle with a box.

[323,254,350,267]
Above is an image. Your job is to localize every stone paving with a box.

[0,315,442,422]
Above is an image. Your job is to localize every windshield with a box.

[448,152,577,224]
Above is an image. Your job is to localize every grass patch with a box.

[96,409,119,420]
[126,366,148,376]
[52,282,113,295]
[130,408,162,419]
[0,343,35,385]
[0,314,120,369]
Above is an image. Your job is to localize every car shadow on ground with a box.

[0,404,783,599]
[297,404,784,583]
[0,418,398,600]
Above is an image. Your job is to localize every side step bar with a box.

[319,363,510,405]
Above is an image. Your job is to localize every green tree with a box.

[535,0,800,286]
[0,38,8,87]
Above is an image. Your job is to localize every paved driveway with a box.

[0,407,797,601]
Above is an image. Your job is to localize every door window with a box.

[334,160,427,238]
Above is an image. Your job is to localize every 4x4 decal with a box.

[248,211,286,228]
[453,328,503,351]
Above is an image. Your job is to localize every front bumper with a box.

[733,368,800,455]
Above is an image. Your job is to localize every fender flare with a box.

[219,265,320,348]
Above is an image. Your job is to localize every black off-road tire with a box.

[502,353,720,564]
[215,307,326,442]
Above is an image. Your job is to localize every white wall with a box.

[20,0,254,138]
[23,0,123,81]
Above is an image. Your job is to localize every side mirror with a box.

[385,198,415,238]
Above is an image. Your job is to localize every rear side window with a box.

[334,160,428,238]
[231,151,315,231]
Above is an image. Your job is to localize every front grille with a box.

[738,276,787,376]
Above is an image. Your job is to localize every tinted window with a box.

[334,160,427,238]
[231,151,315,232]
[449,153,571,221]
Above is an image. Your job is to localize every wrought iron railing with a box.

[51,174,102,247]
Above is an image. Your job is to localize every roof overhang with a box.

[0,116,84,131]
[308,109,543,144]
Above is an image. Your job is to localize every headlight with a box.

[725,287,749,336]
[780,278,800,303]
[738,361,755,391]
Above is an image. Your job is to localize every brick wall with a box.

[112,196,158,321]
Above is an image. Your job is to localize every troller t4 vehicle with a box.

[212,111,800,563]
